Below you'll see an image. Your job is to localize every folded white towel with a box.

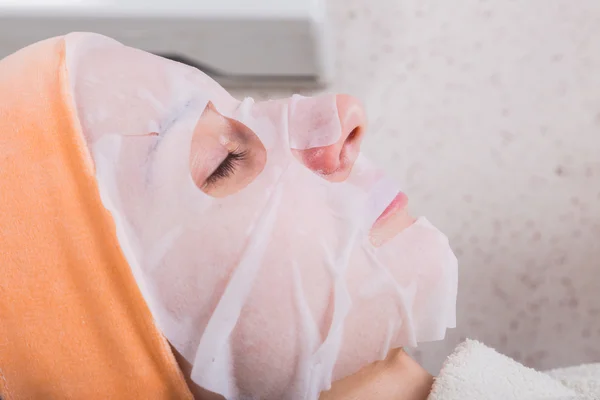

[547,363,600,399]
[428,340,599,400]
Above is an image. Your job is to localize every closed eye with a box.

[204,150,248,187]
[191,102,266,198]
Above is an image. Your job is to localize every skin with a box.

[320,349,434,400]
[187,95,431,400]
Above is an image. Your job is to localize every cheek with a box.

[148,184,276,341]
[230,266,300,398]
[228,221,337,398]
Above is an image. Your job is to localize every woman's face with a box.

[66,32,457,399]
[190,96,414,245]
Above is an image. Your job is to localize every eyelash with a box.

[205,150,248,186]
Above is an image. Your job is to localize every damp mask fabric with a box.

[66,33,458,400]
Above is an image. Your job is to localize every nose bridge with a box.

[232,97,288,150]
[287,93,342,150]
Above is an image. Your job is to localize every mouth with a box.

[375,192,409,224]
[370,192,416,247]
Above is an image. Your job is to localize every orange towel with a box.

[0,37,192,399]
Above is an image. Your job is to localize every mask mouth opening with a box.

[345,160,401,235]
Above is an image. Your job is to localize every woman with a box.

[6,33,592,400]
[0,32,457,399]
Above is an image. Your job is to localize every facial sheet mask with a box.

[65,33,458,399]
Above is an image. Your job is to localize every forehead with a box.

[64,32,239,126]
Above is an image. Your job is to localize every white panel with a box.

[0,0,334,87]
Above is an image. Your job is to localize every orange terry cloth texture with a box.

[0,37,193,400]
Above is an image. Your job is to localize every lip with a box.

[374,192,409,225]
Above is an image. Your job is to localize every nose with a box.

[293,94,367,182]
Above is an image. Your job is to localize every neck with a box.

[321,348,434,400]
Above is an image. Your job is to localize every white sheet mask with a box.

[65,33,458,400]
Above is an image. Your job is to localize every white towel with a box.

[428,340,600,400]
[548,363,600,399]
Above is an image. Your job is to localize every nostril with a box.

[336,94,366,154]
[340,125,363,161]
[347,127,360,143]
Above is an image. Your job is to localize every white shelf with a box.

[0,0,334,87]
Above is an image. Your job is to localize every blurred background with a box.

[2,0,599,374]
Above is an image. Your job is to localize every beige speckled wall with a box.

[233,0,600,373]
